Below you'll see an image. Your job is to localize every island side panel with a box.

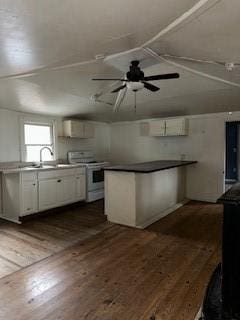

[105,171,137,227]
[2,173,21,223]
[135,167,186,228]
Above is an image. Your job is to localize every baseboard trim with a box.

[187,193,220,203]
[136,199,190,229]
[0,215,21,224]
[194,308,202,320]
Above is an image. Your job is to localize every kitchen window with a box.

[22,121,56,162]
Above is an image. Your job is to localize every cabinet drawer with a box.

[75,167,86,175]
[21,172,37,181]
[38,168,77,180]
[38,170,58,180]
[55,169,76,177]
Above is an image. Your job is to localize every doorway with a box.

[225,121,240,188]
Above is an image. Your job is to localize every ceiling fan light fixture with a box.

[225,62,235,71]
[127,81,144,92]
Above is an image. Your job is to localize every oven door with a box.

[87,166,105,191]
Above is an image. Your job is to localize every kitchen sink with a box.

[21,164,80,171]
[55,164,73,168]
[30,164,78,169]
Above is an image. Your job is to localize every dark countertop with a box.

[104,160,197,173]
[218,183,240,205]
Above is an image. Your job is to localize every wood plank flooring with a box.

[0,201,109,278]
[0,201,222,320]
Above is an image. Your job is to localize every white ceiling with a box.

[0,0,240,121]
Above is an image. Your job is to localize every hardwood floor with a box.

[0,201,222,320]
[0,201,108,278]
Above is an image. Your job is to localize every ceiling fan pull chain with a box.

[134,91,137,113]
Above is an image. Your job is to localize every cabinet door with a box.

[71,121,84,138]
[39,179,58,211]
[84,123,95,138]
[75,175,86,201]
[21,181,38,216]
[149,120,165,136]
[165,118,188,136]
[56,176,75,205]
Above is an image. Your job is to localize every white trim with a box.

[194,308,202,320]
[142,0,220,47]
[144,48,240,89]
[0,214,21,224]
[136,199,190,229]
[0,59,97,80]
[188,193,219,203]
[20,116,57,162]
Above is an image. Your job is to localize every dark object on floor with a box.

[203,184,240,320]
[202,264,221,320]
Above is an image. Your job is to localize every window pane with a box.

[26,146,53,162]
[24,124,52,145]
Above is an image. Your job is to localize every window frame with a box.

[20,117,57,163]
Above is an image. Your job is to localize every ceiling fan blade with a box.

[143,73,180,81]
[92,78,126,81]
[111,84,127,93]
[97,99,113,106]
[113,86,127,112]
[142,81,160,92]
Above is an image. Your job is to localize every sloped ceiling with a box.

[0,0,239,121]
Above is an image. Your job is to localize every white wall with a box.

[0,109,20,162]
[0,108,110,163]
[109,112,240,202]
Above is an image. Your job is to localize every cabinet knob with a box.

[57,179,62,183]
[33,183,36,186]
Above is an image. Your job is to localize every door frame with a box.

[224,120,240,188]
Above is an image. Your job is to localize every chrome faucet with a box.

[39,147,54,167]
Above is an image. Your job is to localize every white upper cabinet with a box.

[63,120,95,138]
[149,120,165,136]
[143,118,188,137]
[165,118,188,136]
[84,122,95,138]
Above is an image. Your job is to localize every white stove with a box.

[68,151,109,202]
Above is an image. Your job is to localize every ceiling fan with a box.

[92,60,179,111]
[92,60,180,93]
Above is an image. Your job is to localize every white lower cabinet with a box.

[39,177,75,211]
[149,120,165,136]
[21,180,38,216]
[2,167,86,223]
[56,176,75,206]
[39,179,58,211]
[39,175,85,210]
[75,175,86,201]
[165,118,188,136]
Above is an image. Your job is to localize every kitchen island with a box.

[104,160,197,228]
